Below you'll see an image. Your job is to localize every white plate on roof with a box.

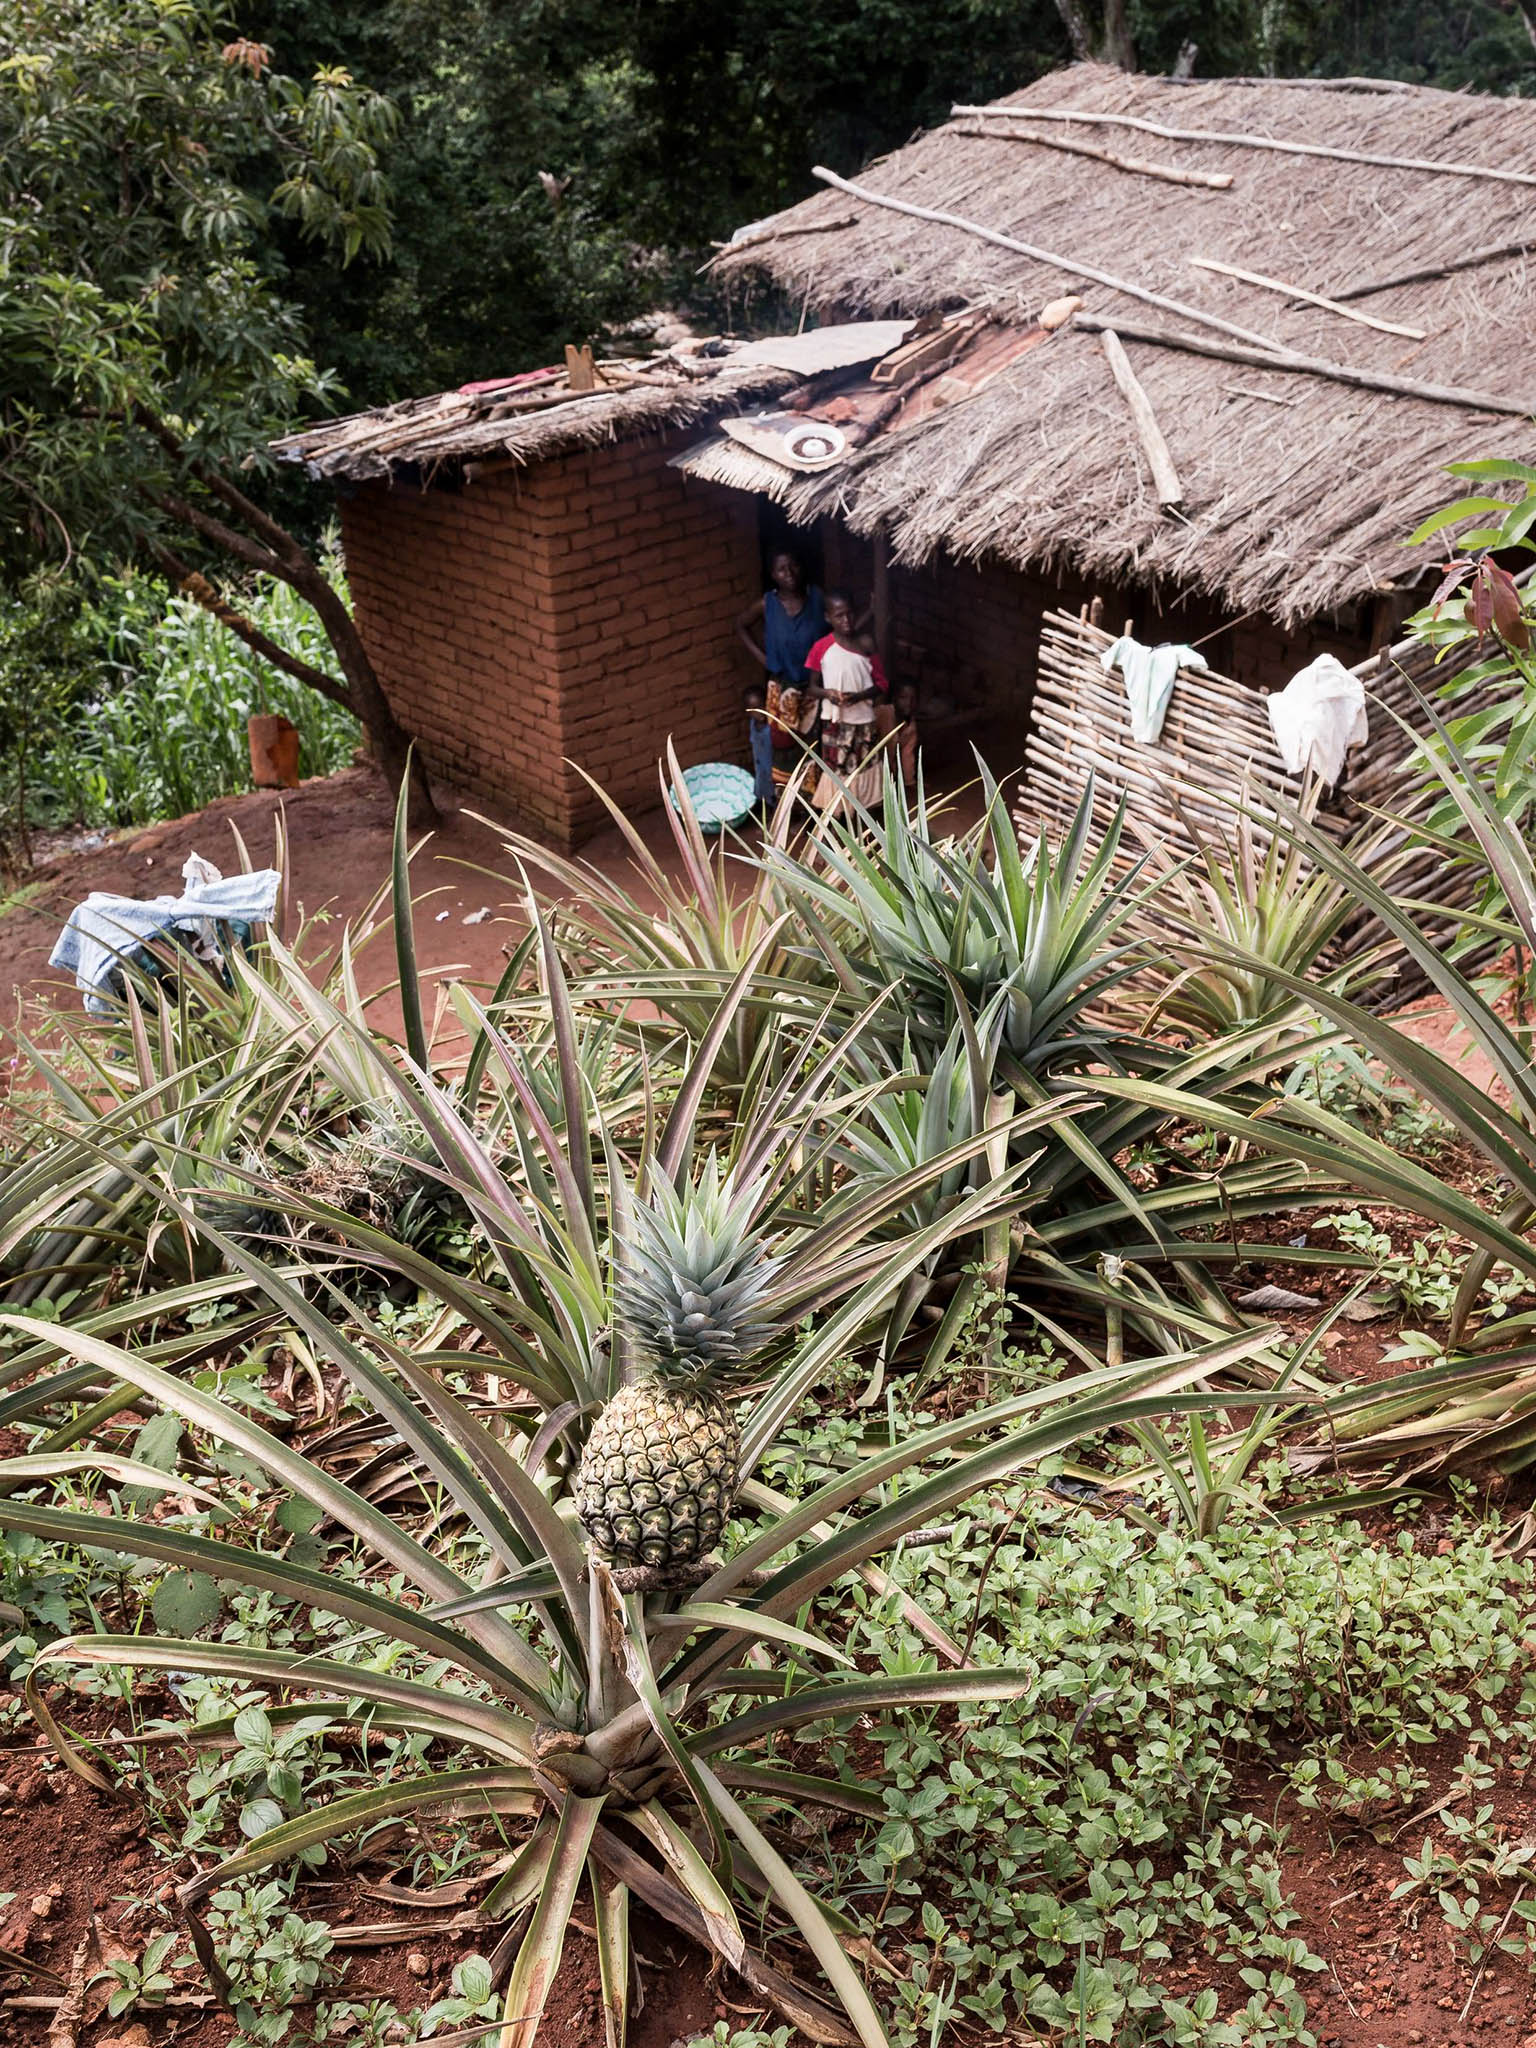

[720,411,849,472]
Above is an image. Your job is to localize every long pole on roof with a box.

[811,165,1294,353]
[950,104,1536,189]
[1073,310,1532,418]
[811,166,1533,416]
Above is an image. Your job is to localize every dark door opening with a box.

[756,499,824,593]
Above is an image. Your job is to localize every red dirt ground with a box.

[0,766,632,1050]
[0,758,1492,1108]
[0,1711,723,2045]
[10,1675,1536,2046]
[0,745,1015,1055]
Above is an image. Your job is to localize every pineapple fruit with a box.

[577,1163,780,1572]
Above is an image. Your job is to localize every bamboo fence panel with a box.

[1015,608,1515,1007]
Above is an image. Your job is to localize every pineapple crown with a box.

[615,1155,785,1383]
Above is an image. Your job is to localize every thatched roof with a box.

[709,64,1536,625]
[271,346,800,485]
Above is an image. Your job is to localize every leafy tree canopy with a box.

[0,0,391,572]
[237,0,1079,398]
[240,0,1536,407]
[0,0,423,804]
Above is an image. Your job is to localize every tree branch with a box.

[1051,0,1133,65]
[147,542,355,712]
[1052,0,1095,60]
[137,419,365,656]
[0,462,75,568]
[1102,0,1136,68]
[134,404,310,569]
[142,485,286,582]
[132,411,436,823]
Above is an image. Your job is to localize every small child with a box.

[745,681,775,809]
[893,681,919,784]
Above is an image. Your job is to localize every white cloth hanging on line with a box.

[1099,635,1209,744]
[1266,653,1368,787]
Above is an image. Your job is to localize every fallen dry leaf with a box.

[46,1912,136,2048]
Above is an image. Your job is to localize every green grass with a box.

[0,877,45,921]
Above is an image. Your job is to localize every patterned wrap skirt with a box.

[814,716,882,812]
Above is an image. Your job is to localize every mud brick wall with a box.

[340,432,1377,846]
[889,554,1091,733]
[339,435,761,849]
[820,528,1095,751]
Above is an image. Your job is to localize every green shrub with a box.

[839,1492,1535,2046]
[33,560,359,832]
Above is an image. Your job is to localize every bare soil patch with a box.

[0,1705,721,2047]
[0,766,691,1051]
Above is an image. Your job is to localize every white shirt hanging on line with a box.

[1266,653,1368,788]
[1099,636,1209,744]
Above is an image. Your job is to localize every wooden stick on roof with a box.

[714,211,861,252]
[810,166,1293,353]
[1099,329,1184,508]
[1189,255,1427,338]
[950,104,1536,189]
[1332,236,1536,302]
[1160,74,1422,93]
[954,123,1233,190]
[1072,309,1533,417]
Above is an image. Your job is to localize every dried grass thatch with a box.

[712,64,1536,626]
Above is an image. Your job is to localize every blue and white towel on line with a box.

[1100,635,1209,745]
[50,853,281,1014]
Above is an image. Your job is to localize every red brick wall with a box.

[339,435,760,849]
[540,441,761,845]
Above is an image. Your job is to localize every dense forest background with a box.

[245,0,1536,408]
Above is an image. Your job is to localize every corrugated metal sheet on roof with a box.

[731,321,914,374]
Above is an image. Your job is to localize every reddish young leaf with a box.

[1428,556,1474,615]
[1467,562,1496,641]
[1486,559,1530,649]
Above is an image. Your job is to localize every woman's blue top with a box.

[763,586,826,683]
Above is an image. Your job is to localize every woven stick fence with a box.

[1014,608,1514,1008]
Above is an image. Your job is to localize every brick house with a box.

[275,65,1536,850]
[333,433,764,847]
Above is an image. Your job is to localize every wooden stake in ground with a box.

[956,122,1233,190]
[949,102,1536,190]
[1099,330,1184,507]
[1072,308,1532,417]
[1190,255,1426,339]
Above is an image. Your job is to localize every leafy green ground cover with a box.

[5,1392,1535,2047]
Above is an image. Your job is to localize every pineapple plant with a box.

[284,1104,456,1256]
[577,1160,782,1571]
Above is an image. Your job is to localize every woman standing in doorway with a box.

[736,550,826,758]
[804,589,889,811]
